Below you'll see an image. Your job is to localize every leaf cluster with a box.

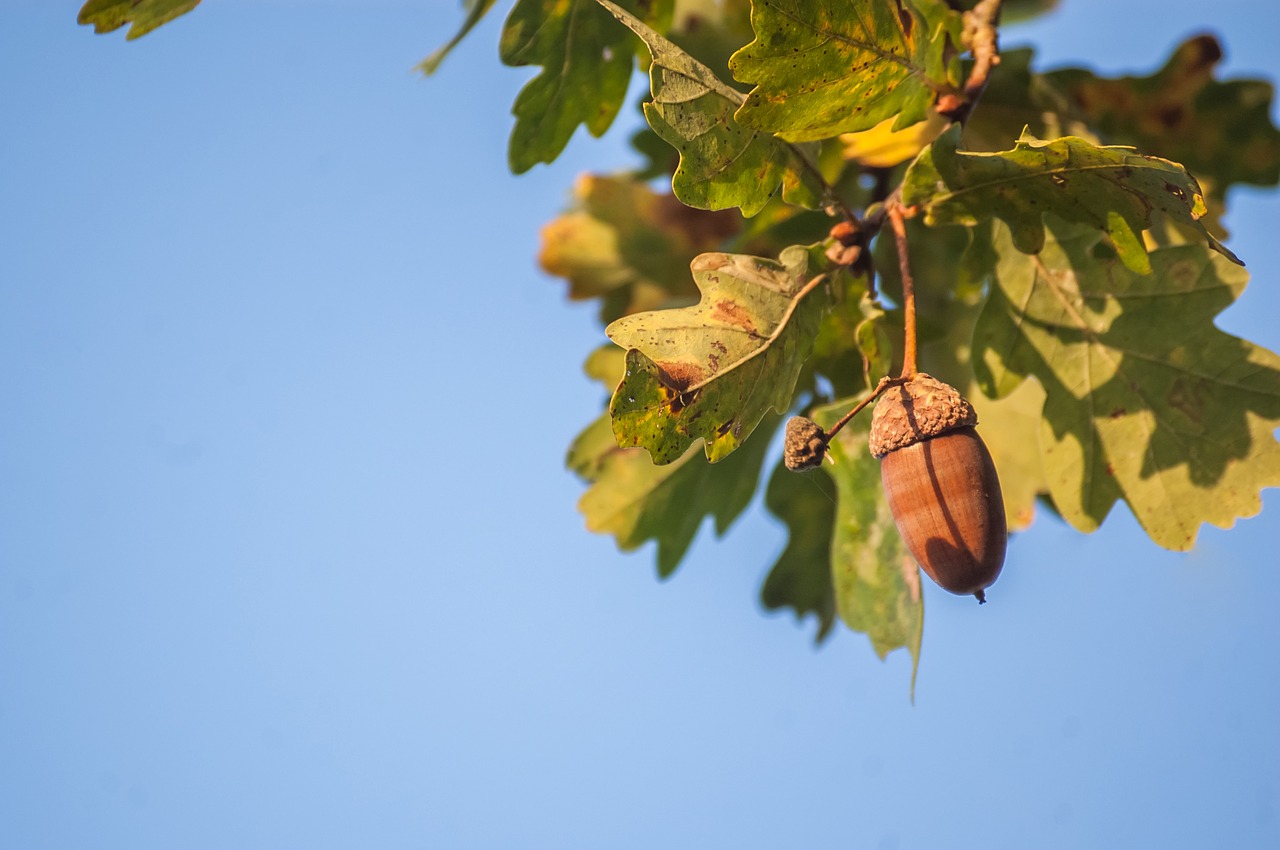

[83,0,1280,686]
[509,0,1280,678]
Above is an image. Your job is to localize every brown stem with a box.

[824,375,908,442]
[963,0,1002,101]
[936,0,1003,123]
[888,204,918,378]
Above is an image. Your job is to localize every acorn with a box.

[868,374,1006,603]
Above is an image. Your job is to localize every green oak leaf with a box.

[974,220,1280,550]
[607,245,830,463]
[538,174,740,323]
[596,0,824,216]
[500,0,641,173]
[813,399,922,691]
[729,0,962,142]
[78,0,200,39]
[761,460,838,642]
[418,0,499,75]
[904,125,1242,276]
[569,348,777,577]
[1046,35,1280,198]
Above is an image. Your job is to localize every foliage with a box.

[78,0,201,39]
[79,0,1280,688]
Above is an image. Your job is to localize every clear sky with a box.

[2,2,1278,848]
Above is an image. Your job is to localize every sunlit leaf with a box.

[974,221,1280,549]
[596,0,824,216]
[539,174,740,323]
[729,0,962,141]
[607,245,830,463]
[77,0,200,39]
[904,126,1242,275]
[570,349,777,576]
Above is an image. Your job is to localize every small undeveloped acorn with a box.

[869,374,1006,603]
[784,416,828,471]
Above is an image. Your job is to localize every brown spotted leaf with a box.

[607,245,830,464]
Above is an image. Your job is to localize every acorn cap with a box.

[868,373,977,458]
[783,416,828,471]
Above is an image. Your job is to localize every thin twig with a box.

[888,203,918,378]
[963,0,1003,102]
[824,375,908,441]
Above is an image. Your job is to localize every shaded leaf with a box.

[539,174,740,323]
[999,0,1060,23]
[418,0,498,76]
[904,125,1242,275]
[961,47,1085,153]
[78,0,200,39]
[813,399,922,689]
[1046,35,1280,197]
[761,461,838,642]
[500,0,640,173]
[729,0,962,142]
[597,0,824,216]
[569,348,778,576]
[974,221,1280,549]
[607,245,831,463]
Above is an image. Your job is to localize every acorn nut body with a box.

[869,374,1006,602]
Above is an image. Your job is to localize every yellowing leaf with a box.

[538,174,740,322]
[78,0,200,39]
[607,246,830,463]
[841,111,949,168]
[904,126,1242,275]
[975,221,1280,550]
[729,0,962,141]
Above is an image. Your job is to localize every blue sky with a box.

[2,2,1278,848]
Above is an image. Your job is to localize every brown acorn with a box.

[869,374,1006,603]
